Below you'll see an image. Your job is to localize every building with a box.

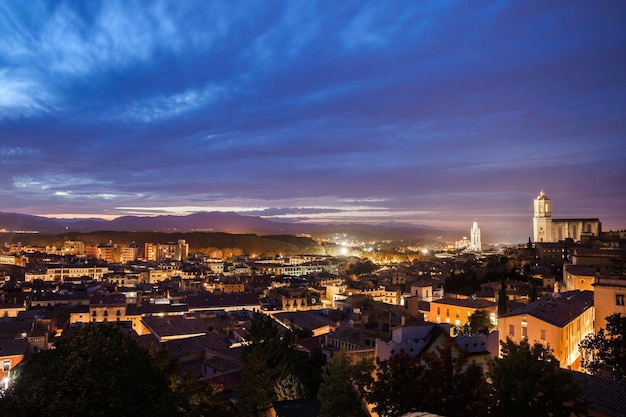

[498,290,594,370]
[429,297,498,331]
[592,276,626,332]
[563,265,597,292]
[0,339,28,389]
[469,221,481,252]
[26,266,111,282]
[69,294,128,325]
[533,190,601,243]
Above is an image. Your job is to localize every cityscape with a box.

[1,1,626,417]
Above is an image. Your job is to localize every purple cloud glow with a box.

[1,1,625,243]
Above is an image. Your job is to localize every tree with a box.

[455,309,493,336]
[497,281,508,316]
[0,323,177,417]
[369,340,492,417]
[368,353,424,417]
[237,313,292,415]
[274,374,304,401]
[172,375,239,417]
[579,313,626,382]
[348,260,378,276]
[487,338,586,417]
[419,340,492,417]
[318,349,373,417]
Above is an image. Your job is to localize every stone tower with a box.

[533,190,552,242]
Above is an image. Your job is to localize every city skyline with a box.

[1,1,625,243]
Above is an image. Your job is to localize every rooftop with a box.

[501,290,594,328]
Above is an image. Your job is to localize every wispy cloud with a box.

[114,84,228,123]
[0,70,53,120]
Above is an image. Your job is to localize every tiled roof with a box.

[141,316,208,340]
[431,297,497,309]
[273,311,336,332]
[161,333,232,357]
[187,292,259,309]
[0,338,28,357]
[272,398,321,417]
[570,371,626,417]
[90,294,126,306]
[328,325,361,344]
[501,290,593,327]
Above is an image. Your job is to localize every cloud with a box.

[114,84,228,123]
[0,70,53,120]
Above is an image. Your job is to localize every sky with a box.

[1,1,625,243]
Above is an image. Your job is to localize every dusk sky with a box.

[1,1,625,243]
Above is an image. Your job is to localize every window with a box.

[3,360,10,372]
[509,325,514,336]
[617,294,625,306]
[437,307,440,314]
[446,308,450,317]
[540,329,546,341]
[522,327,527,339]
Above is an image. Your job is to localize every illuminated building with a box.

[533,190,601,243]
[498,290,594,369]
[469,221,481,252]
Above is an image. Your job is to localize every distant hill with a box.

[1,231,324,257]
[0,212,67,234]
[0,211,460,241]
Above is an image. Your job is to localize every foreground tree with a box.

[419,340,492,417]
[274,374,305,401]
[579,313,626,382]
[369,339,492,417]
[488,338,586,417]
[368,352,427,417]
[237,313,292,415]
[172,375,239,417]
[317,349,373,417]
[0,324,177,417]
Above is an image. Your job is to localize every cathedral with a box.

[532,190,601,243]
[469,221,481,252]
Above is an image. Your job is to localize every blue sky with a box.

[1,1,625,243]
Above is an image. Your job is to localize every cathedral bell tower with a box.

[533,190,552,242]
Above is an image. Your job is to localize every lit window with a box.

[3,360,10,372]
[617,294,625,306]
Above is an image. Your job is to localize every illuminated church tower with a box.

[469,221,481,252]
[533,190,552,243]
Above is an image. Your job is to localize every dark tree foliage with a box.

[497,281,508,316]
[237,313,322,416]
[0,324,177,417]
[369,340,492,417]
[172,375,238,417]
[347,260,378,276]
[237,313,291,415]
[317,349,373,417]
[455,309,493,336]
[419,339,493,417]
[487,338,587,417]
[579,313,626,382]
